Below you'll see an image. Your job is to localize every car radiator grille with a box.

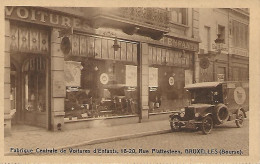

[185,107,195,120]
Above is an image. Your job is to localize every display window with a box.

[64,35,139,120]
[148,45,192,113]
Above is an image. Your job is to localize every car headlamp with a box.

[195,112,200,117]
[180,112,185,118]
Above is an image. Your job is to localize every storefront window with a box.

[64,35,139,120]
[148,46,192,113]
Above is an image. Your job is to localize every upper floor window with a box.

[232,20,249,49]
[218,25,226,44]
[169,8,187,25]
[204,26,211,52]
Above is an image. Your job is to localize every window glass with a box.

[218,25,225,43]
[64,35,139,120]
[232,20,249,49]
[169,8,187,25]
[148,46,192,113]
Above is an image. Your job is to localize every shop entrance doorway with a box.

[22,56,47,128]
[10,55,48,128]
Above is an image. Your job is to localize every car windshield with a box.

[189,88,216,104]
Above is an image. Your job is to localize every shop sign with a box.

[217,74,225,82]
[125,65,137,87]
[168,77,175,86]
[160,37,199,52]
[149,67,158,87]
[5,6,93,32]
[100,73,109,85]
[234,87,246,105]
[64,61,82,87]
[230,48,249,57]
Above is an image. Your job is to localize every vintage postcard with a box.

[1,0,260,163]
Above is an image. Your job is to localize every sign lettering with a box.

[161,37,198,52]
[5,6,93,32]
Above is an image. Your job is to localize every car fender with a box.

[236,107,247,118]
[201,112,213,118]
[169,112,180,118]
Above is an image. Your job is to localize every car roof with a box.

[184,82,223,89]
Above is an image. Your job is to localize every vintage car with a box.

[169,81,249,134]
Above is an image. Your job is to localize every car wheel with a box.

[201,115,213,135]
[235,110,244,128]
[213,104,229,124]
[170,116,181,132]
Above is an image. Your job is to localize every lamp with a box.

[214,34,224,53]
[112,38,121,51]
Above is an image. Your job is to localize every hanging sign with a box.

[61,36,71,55]
[64,61,82,87]
[149,67,158,87]
[200,57,210,69]
[125,65,137,86]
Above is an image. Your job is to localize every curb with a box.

[5,129,171,156]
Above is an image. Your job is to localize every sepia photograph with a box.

[1,1,260,163]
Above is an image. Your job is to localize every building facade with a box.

[198,8,249,82]
[4,7,201,134]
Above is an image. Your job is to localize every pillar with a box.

[4,20,11,136]
[139,43,149,122]
[50,28,66,131]
[228,54,232,81]
[194,52,200,83]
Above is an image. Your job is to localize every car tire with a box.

[235,110,244,128]
[201,115,213,135]
[170,116,181,132]
[213,104,229,124]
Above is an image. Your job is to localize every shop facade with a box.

[4,7,199,134]
[198,8,249,83]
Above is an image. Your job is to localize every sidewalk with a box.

[4,120,170,155]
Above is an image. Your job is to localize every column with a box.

[50,28,66,131]
[139,43,149,122]
[4,20,11,136]
[228,54,232,81]
[194,52,200,83]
